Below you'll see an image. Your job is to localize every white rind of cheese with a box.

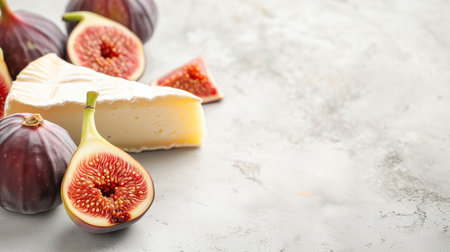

[5,53,206,152]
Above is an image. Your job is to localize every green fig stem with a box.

[80,91,100,144]
[0,0,9,13]
[0,0,17,22]
[63,11,99,22]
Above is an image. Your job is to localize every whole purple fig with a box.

[0,0,66,79]
[0,113,76,214]
[65,0,158,43]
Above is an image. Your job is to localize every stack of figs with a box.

[0,0,224,234]
[0,0,157,80]
[0,0,222,105]
[0,0,158,233]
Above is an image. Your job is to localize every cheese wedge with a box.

[4,54,206,152]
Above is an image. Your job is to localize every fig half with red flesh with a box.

[65,0,158,43]
[0,48,12,119]
[0,0,66,79]
[61,91,154,233]
[151,57,224,104]
[63,11,145,81]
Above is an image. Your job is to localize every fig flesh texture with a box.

[65,0,158,43]
[61,91,154,233]
[0,0,66,79]
[0,113,76,214]
[64,11,146,81]
[0,48,12,118]
[151,57,224,104]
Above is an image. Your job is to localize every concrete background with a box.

[1,0,450,251]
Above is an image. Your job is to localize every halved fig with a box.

[151,57,224,104]
[63,11,145,81]
[0,48,12,118]
[61,91,154,233]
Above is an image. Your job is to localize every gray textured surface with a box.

[1,0,450,251]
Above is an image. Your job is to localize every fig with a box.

[0,0,66,79]
[63,11,146,81]
[61,91,154,233]
[0,48,12,119]
[0,113,76,214]
[65,0,158,43]
[152,57,224,104]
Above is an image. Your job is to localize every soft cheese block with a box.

[5,54,206,152]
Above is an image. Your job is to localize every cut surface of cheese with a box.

[5,54,205,152]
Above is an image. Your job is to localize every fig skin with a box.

[0,113,77,214]
[0,0,66,79]
[66,209,144,233]
[63,11,146,81]
[0,48,12,119]
[61,91,155,233]
[65,0,158,43]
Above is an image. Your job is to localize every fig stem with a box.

[63,11,95,22]
[80,91,100,144]
[0,0,16,21]
[23,114,44,127]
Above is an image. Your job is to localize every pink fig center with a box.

[73,25,142,79]
[100,42,119,59]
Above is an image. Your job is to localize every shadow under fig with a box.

[0,206,60,237]
[54,224,131,251]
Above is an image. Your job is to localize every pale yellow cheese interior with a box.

[4,54,206,152]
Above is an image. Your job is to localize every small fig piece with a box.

[64,11,146,81]
[151,57,224,104]
[61,91,155,233]
[0,113,77,214]
[65,0,158,43]
[0,0,66,79]
[0,48,12,118]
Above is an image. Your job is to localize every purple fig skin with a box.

[65,0,158,43]
[0,2,66,79]
[0,113,77,214]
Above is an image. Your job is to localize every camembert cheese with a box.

[5,54,205,152]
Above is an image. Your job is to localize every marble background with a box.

[1,0,449,251]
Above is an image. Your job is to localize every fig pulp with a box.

[152,57,224,104]
[64,11,146,81]
[61,91,154,233]
[65,0,158,43]
[0,113,76,214]
[0,0,66,79]
[0,48,12,118]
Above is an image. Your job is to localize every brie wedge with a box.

[5,54,205,152]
